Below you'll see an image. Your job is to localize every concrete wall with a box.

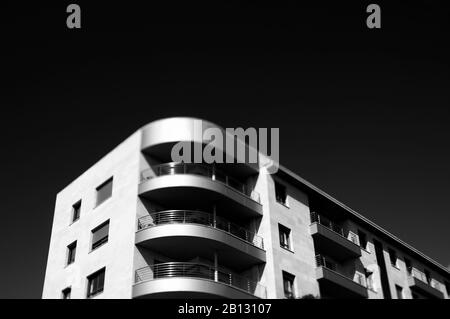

[258,171,320,298]
[42,131,142,299]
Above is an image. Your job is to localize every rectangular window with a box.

[87,268,105,298]
[67,241,77,265]
[388,248,398,267]
[282,271,295,299]
[275,182,287,205]
[366,271,375,291]
[358,230,368,251]
[91,220,109,250]
[96,177,113,207]
[72,200,81,222]
[395,285,403,299]
[424,270,431,284]
[445,281,450,296]
[278,224,291,250]
[404,258,412,275]
[62,287,71,299]
[355,271,366,287]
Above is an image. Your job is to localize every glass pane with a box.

[92,222,109,245]
[96,179,113,205]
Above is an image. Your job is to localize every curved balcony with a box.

[133,262,266,299]
[135,210,266,270]
[138,163,262,218]
[139,117,259,173]
[138,210,264,249]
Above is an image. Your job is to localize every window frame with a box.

[388,248,398,268]
[86,267,106,298]
[95,177,113,207]
[357,230,369,252]
[274,181,288,206]
[61,287,71,299]
[282,271,296,299]
[278,224,292,251]
[66,241,77,266]
[71,200,81,223]
[91,220,110,251]
[404,258,412,275]
[424,269,432,285]
[395,285,403,299]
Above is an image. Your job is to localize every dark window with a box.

[67,241,77,265]
[445,282,450,296]
[72,200,81,222]
[358,230,368,250]
[278,224,291,250]
[282,271,295,299]
[412,292,419,299]
[275,182,287,205]
[395,285,403,299]
[365,270,375,290]
[91,220,109,250]
[404,258,412,275]
[424,270,431,284]
[62,287,71,299]
[96,177,113,206]
[87,268,105,298]
[388,248,398,267]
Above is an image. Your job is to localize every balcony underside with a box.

[133,278,259,299]
[316,267,368,299]
[408,277,444,299]
[139,174,262,219]
[311,223,361,261]
[136,224,266,271]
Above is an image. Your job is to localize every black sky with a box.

[2,1,450,298]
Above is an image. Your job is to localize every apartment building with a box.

[42,117,450,299]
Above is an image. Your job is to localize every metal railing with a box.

[310,212,345,237]
[315,254,337,271]
[410,267,442,291]
[315,254,367,288]
[137,210,264,249]
[140,162,261,203]
[135,262,267,298]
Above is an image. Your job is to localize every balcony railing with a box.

[316,254,337,271]
[310,212,344,236]
[137,210,264,249]
[410,267,442,291]
[140,162,261,203]
[315,254,367,288]
[135,262,267,298]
